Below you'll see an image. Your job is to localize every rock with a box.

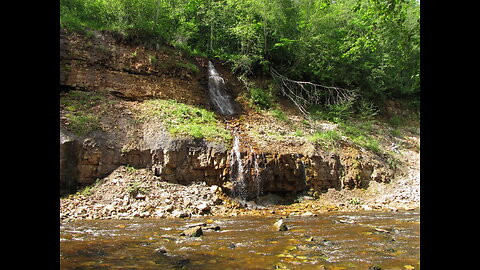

[204,225,221,231]
[181,226,203,237]
[301,211,316,217]
[135,193,146,200]
[196,203,211,213]
[210,185,219,193]
[171,210,189,218]
[185,222,207,228]
[273,219,288,231]
[154,246,168,254]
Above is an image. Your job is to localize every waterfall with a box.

[230,133,246,199]
[229,132,263,202]
[252,151,263,199]
[208,61,234,115]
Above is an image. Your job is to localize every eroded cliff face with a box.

[60,127,393,198]
[59,29,394,198]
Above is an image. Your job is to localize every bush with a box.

[248,87,273,111]
[309,101,354,123]
[271,109,289,122]
[127,181,148,197]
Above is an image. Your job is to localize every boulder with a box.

[181,226,203,237]
[273,219,288,231]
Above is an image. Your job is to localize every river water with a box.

[60,210,419,269]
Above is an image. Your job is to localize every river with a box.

[60,210,419,269]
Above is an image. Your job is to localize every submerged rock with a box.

[181,226,203,237]
[273,219,288,231]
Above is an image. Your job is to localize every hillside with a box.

[60,29,420,222]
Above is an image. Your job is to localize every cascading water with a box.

[207,60,263,201]
[251,148,263,199]
[229,132,246,199]
[208,61,234,115]
[229,131,263,202]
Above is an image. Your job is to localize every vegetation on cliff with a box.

[60,0,420,111]
[138,99,232,143]
[59,1,420,213]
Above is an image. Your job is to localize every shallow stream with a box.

[60,210,419,269]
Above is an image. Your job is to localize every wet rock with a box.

[204,225,221,231]
[273,219,288,231]
[171,210,189,218]
[185,222,206,228]
[154,246,168,254]
[306,236,315,242]
[135,193,146,200]
[196,202,211,213]
[301,211,316,217]
[180,226,203,237]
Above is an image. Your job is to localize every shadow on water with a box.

[60,210,419,269]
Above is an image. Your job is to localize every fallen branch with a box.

[271,68,358,117]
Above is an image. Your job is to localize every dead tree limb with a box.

[271,68,358,117]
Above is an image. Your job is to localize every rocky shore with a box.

[60,140,419,223]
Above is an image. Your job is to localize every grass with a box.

[139,99,232,144]
[175,61,200,74]
[60,90,106,136]
[271,108,289,122]
[337,121,382,154]
[307,130,342,149]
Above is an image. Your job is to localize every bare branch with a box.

[271,68,358,117]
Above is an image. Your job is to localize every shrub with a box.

[175,61,199,74]
[248,87,273,111]
[271,109,288,122]
[127,181,148,197]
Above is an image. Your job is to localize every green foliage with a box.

[308,130,341,147]
[175,61,200,74]
[349,197,362,205]
[76,178,102,196]
[355,99,379,121]
[125,164,137,173]
[127,181,148,197]
[248,87,273,111]
[60,0,420,108]
[338,121,382,154]
[271,109,289,122]
[140,99,232,143]
[309,101,354,123]
[60,90,105,136]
